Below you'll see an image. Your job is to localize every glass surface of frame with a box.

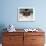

[18,7,35,21]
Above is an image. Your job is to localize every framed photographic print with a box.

[17,7,35,21]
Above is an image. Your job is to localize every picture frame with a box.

[17,7,35,21]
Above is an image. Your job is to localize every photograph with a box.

[18,7,35,21]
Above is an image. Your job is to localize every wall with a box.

[0,0,46,30]
[0,0,46,44]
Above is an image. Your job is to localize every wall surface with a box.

[0,0,46,44]
[0,0,46,30]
